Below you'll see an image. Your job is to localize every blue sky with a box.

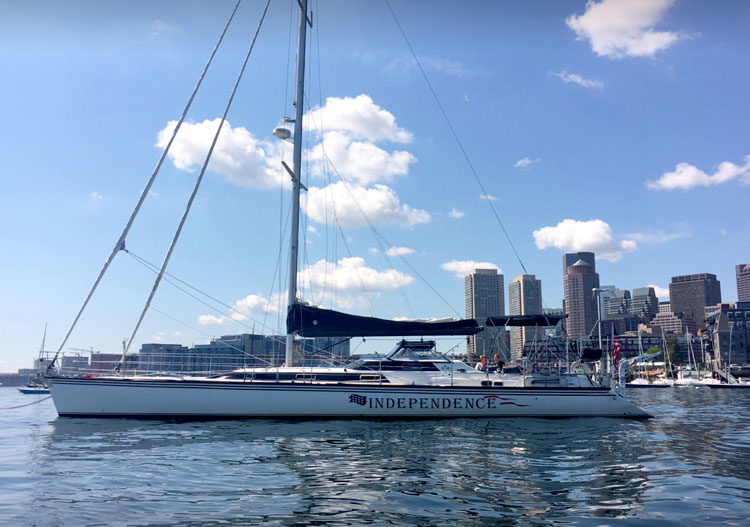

[1,0,748,371]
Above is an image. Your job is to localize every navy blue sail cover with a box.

[287,303,482,337]
[485,314,566,327]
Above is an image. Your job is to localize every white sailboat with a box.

[47,1,648,419]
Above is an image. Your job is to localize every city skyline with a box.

[2,0,749,371]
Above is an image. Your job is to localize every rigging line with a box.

[145,305,273,366]
[302,93,415,318]
[48,0,244,372]
[384,0,528,276]
[120,0,273,365]
[375,232,462,319]
[126,250,339,358]
[124,250,278,336]
[335,222,376,316]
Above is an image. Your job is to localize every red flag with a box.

[613,338,622,371]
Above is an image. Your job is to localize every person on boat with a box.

[475,355,488,372]
[492,353,505,373]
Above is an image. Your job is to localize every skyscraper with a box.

[465,268,505,357]
[508,274,543,361]
[737,264,750,302]
[631,286,659,321]
[563,254,600,340]
[669,273,722,332]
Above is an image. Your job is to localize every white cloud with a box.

[386,246,415,257]
[625,228,689,244]
[480,194,497,201]
[198,315,225,326]
[299,257,414,292]
[151,330,182,342]
[157,119,285,189]
[307,225,318,234]
[304,94,412,143]
[448,208,465,219]
[566,0,680,58]
[304,181,430,229]
[198,293,283,327]
[648,284,670,301]
[150,20,176,38]
[90,191,103,200]
[441,260,501,279]
[384,55,482,80]
[308,130,416,186]
[533,218,637,262]
[550,70,604,89]
[514,157,541,168]
[646,156,750,190]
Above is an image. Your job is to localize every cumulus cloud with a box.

[304,182,430,229]
[533,218,637,262]
[441,260,501,279]
[150,20,176,38]
[566,0,680,58]
[514,157,541,168]
[308,130,416,186]
[198,292,284,328]
[304,94,412,143]
[299,257,414,292]
[646,156,750,190]
[480,194,497,201]
[384,55,482,80]
[157,119,284,189]
[625,228,689,244]
[197,315,225,326]
[386,246,415,257]
[448,208,465,219]
[151,330,182,342]
[90,191,103,200]
[648,284,670,301]
[550,70,604,89]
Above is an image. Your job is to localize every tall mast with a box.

[285,0,309,366]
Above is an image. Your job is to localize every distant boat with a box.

[18,385,50,395]
[19,323,51,395]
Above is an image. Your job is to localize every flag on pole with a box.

[613,337,622,372]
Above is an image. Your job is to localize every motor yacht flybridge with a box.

[47,0,649,419]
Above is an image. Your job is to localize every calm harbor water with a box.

[1,387,749,526]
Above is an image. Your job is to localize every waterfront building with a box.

[563,255,600,340]
[508,274,543,361]
[669,273,722,332]
[606,289,631,317]
[90,352,122,374]
[598,285,617,316]
[659,301,672,313]
[737,264,750,302]
[465,268,505,357]
[705,302,750,368]
[649,311,688,334]
[632,287,659,321]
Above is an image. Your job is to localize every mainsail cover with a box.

[485,314,566,327]
[287,303,482,337]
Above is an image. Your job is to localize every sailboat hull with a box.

[48,377,649,419]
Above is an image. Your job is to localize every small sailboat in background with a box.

[18,323,51,395]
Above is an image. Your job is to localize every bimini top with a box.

[485,314,566,327]
[287,303,482,337]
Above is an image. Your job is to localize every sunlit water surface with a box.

[1,387,749,526]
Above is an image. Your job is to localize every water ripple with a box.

[1,388,749,526]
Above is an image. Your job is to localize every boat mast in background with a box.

[285,0,309,367]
